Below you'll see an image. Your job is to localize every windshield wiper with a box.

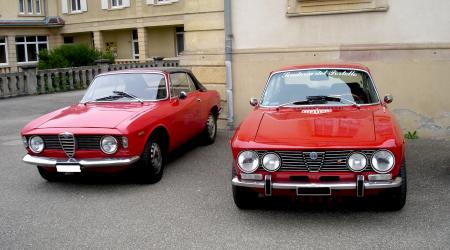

[82,94,123,105]
[276,99,310,110]
[113,91,144,104]
[326,95,361,109]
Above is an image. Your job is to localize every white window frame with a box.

[16,36,48,64]
[19,0,25,14]
[27,0,33,14]
[0,37,8,66]
[71,0,81,12]
[35,0,41,14]
[131,30,139,59]
[175,27,184,56]
[111,0,123,8]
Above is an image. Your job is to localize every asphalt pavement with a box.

[0,91,449,249]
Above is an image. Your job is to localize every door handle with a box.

[196,98,201,102]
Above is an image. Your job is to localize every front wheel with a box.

[136,138,165,184]
[200,112,217,145]
[37,166,63,182]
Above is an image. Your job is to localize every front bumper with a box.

[23,154,140,168]
[232,175,402,197]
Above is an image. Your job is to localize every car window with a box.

[170,73,196,97]
[261,69,379,106]
[80,73,167,102]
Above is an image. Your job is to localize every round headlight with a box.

[262,153,281,172]
[237,151,259,173]
[371,150,395,173]
[29,136,44,153]
[101,136,118,154]
[347,152,367,172]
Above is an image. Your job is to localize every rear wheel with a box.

[378,161,407,211]
[200,112,217,145]
[37,166,62,182]
[136,137,165,184]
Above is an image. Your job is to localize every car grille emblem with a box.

[58,132,76,158]
[309,152,318,160]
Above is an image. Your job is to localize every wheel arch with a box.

[146,125,170,154]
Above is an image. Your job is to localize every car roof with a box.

[98,67,193,76]
[273,63,371,73]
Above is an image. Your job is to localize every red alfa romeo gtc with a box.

[21,68,221,183]
[231,64,406,210]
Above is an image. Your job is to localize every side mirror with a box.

[249,97,258,107]
[179,91,188,100]
[384,94,393,104]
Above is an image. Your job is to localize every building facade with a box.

[1,0,449,137]
[0,0,227,126]
[231,0,450,138]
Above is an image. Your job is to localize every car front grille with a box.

[257,150,376,172]
[42,135,104,151]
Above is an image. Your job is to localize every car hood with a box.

[255,108,376,144]
[38,103,152,129]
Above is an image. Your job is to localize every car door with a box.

[168,72,198,146]
[185,73,208,133]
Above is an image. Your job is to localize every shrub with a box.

[38,44,115,70]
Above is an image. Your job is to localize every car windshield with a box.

[81,73,167,103]
[260,69,379,106]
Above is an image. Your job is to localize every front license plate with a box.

[297,187,331,196]
[56,165,81,173]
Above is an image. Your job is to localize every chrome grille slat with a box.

[41,135,106,151]
[256,150,376,172]
[58,133,75,158]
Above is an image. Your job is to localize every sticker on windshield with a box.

[282,70,358,78]
[301,109,332,115]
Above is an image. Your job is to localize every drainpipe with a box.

[225,0,234,129]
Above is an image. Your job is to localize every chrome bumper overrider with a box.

[23,154,140,168]
[232,176,402,197]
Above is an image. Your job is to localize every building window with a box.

[286,0,389,16]
[131,30,139,59]
[101,0,129,9]
[35,0,41,14]
[15,36,48,63]
[19,0,25,14]
[0,37,8,66]
[111,0,123,7]
[63,36,74,44]
[27,0,33,14]
[175,27,184,56]
[71,0,81,11]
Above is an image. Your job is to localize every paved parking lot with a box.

[0,91,449,249]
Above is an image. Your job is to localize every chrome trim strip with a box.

[231,176,402,190]
[23,154,140,168]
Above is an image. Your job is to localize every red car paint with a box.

[231,64,405,197]
[21,69,221,172]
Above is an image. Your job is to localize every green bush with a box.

[38,44,115,70]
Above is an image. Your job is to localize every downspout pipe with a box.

[225,0,234,129]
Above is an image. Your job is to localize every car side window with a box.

[186,74,198,92]
[170,73,196,97]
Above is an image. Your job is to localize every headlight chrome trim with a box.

[29,136,44,153]
[262,152,281,172]
[237,150,260,174]
[100,135,118,155]
[347,152,368,172]
[371,149,395,174]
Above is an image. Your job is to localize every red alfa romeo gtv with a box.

[231,64,406,210]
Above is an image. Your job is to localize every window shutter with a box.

[123,0,131,7]
[101,0,109,9]
[61,0,68,13]
[80,0,88,11]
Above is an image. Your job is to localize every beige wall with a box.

[231,0,450,138]
[102,30,133,59]
[71,33,93,47]
[147,27,176,58]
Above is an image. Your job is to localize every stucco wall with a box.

[147,27,176,58]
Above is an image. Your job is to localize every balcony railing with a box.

[0,59,179,98]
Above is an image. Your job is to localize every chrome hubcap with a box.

[207,115,216,139]
[150,143,162,173]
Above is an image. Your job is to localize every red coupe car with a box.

[231,64,406,210]
[21,68,221,183]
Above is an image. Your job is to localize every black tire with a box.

[200,112,217,145]
[231,165,258,209]
[379,161,407,211]
[37,166,63,182]
[136,137,165,184]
